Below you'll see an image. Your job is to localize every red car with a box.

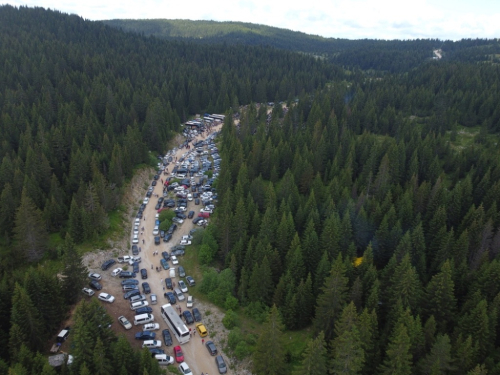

[198,212,210,218]
[174,345,184,363]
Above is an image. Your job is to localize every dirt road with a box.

[86,122,234,375]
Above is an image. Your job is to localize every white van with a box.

[169,268,176,278]
[155,354,174,365]
[142,340,162,349]
[134,313,154,325]
[130,300,149,310]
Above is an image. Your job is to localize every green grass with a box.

[445,125,480,150]
[284,329,312,367]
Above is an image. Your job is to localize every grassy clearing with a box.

[445,125,480,150]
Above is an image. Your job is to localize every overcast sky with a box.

[7,0,500,40]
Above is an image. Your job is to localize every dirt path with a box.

[85,122,245,375]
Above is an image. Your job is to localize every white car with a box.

[179,240,192,246]
[133,228,139,235]
[200,208,213,214]
[143,323,161,331]
[118,315,132,330]
[181,235,193,240]
[155,354,174,366]
[143,197,149,205]
[174,186,185,192]
[153,226,159,236]
[98,293,115,303]
[118,255,131,263]
[132,235,139,244]
[187,194,193,201]
[186,295,193,308]
[172,218,184,224]
[197,220,207,226]
[155,213,159,219]
[88,272,102,281]
[178,280,188,293]
[111,268,123,277]
[175,206,187,212]
[178,362,192,375]
[82,287,95,297]
[171,256,179,265]
[135,218,141,225]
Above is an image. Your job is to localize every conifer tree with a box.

[425,260,456,333]
[379,323,413,375]
[253,306,286,375]
[313,254,348,341]
[61,234,88,305]
[418,334,454,374]
[293,332,328,375]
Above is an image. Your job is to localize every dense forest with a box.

[0,5,338,374]
[104,19,500,72]
[203,60,500,373]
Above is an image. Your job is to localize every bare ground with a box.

[82,124,252,374]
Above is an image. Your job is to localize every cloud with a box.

[5,0,500,40]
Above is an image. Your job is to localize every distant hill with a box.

[103,19,500,73]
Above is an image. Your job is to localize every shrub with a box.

[222,310,239,330]
[224,294,239,311]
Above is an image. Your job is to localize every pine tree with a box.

[379,323,413,375]
[418,334,454,374]
[425,260,456,333]
[293,332,328,375]
[313,254,348,341]
[331,302,365,375]
[253,306,286,375]
[13,189,48,261]
[61,234,88,305]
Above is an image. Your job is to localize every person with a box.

[151,264,153,269]
[142,239,145,244]
[202,339,205,345]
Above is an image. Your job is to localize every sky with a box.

[6,0,500,40]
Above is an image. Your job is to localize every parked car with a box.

[111,268,123,277]
[192,308,202,322]
[119,271,136,278]
[162,251,170,260]
[88,272,102,281]
[164,292,176,304]
[89,280,102,290]
[143,323,160,331]
[123,290,141,300]
[161,259,170,270]
[133,262,140,273]
[171,256,179,265]
[118,315,132,330]
[141,269,148,279]
[135,331,156,340]
[215,355,228,374]
[121,279,139,285]
[186,276,195,286]
[205,340,217,356]
[186,295,193,308]
[178,266,186,278]
[174,346,184,363]
[149,348,165,356]
[195,322,207,337]
[178,280,188,293]
[82,287,95,297]
[165,278,173,290]
[162,329,173,346]
[163,233,172,242]
[98,293,115,303]
[101,259,116,271]
[135,306,153,315]
[132,245,139,255]
[142,282,151,294]
[171,249,185,256]
[150,294,157,305]
[178,362,192,375]
[129,294,146,303]
[155,354,174,366]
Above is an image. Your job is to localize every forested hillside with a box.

[0,5,338,373]
[104,18,500,72]
[208,59,500,373]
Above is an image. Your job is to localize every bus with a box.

[160,304,190,344]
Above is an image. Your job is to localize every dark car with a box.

[152,180,157,187]
[149,348,165,356]
[132,245,139,255]
[101,259,116,271]
[133,262,140,273]
[140,269,148,279]
[124,290,141,300]
[135,331,156,340]
[146,190,152,198]
[191,186,197,192]
[178,266,186,278]
[164,292,176,304]
[168,224,177,234]
[160,259,169,270]
[155,202,161,210]
[154,236,160,245]
[162,329,173,346]
[163,233,172,242]
[135,307,153,315]
[153,175,160,180]
[215,355,227,374]
[182,310,194,325]
[160,230,165,238]
[205,340,217,356]
[176,213,186,220]
[142,282,151,294]
[165,278,173,290]
[187,211,195,219]
[192,308,202,322]
[186,276,195,286]
[121,279,139,286]
[89,280,102,290]
[194,198,200,205]
[171,249,185,256]
[119,271,136,279]
[192,217,202,224]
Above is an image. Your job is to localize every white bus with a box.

[209,114,225,120]
[160,304,190,344]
